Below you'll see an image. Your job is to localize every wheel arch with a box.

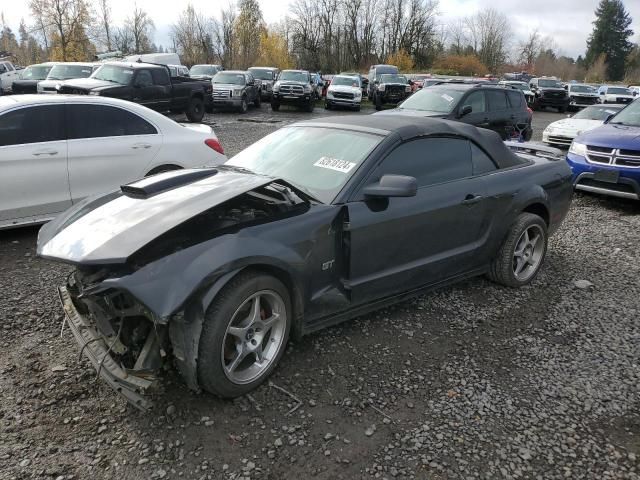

[145,164,183,176]
[522,202,549,226]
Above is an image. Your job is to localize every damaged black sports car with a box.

[37,116,573,410]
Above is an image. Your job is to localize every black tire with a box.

[305,101,314,113]
[197,271,292,398]
[239,97,248,114]
[558,106,566,113]
[145,164,182,177]
[374,93,383,111]
[254,94,261,108]
[324,101,331,110]
[186,97,205,122]
[487,213,548,288]
[523,127,533,141]
[271,101,280,112]
[354,104,361,112]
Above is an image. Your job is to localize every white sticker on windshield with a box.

[442,93,454,102]
[314,157,356,173]
[123,69,134,75]
[605,110,617,114]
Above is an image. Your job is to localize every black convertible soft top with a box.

[296,115,527,169]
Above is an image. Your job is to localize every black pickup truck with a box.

[59,62,213,122]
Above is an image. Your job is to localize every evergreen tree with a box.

[585,0,633,81]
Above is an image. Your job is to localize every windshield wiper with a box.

[277,181,323,204]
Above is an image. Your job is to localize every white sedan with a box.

[542,104,625,147]
[0,95,226,229]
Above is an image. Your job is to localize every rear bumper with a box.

[58,286,154,410]
[537,96,569,107]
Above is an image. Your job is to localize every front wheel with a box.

[186,97,205,122]
[254,94,261,108]
[271,101,280,111]
[374,93,383,111]
[238,97,248,113]
[487,213,548,288]
[198,271,291,397]
[558,106,567,113]
[305,101,314,113]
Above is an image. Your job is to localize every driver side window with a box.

[463,91,486,113]
[135,70,153,87]
[371,137,472,188]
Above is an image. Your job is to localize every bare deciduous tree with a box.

[126,5,154,54]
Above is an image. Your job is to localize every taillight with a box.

[527,107,533,117]
[205,138,224,154]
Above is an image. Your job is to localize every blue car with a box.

[567,99,640,200]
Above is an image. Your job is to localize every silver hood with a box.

[37,168,274,265]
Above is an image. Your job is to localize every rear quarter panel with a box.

[480,158,572,257]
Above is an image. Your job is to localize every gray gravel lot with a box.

[0,105,638,480]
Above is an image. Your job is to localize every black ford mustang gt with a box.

[37,115,573,409]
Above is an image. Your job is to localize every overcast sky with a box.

[2,0,640,59]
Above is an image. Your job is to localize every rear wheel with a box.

[271,101,280,112]
[487,213,548,288]
[324,101,331,110]
[305,101,314,113]
[198,271,291,397]
[186,97,205,122]
[254,94,261,108]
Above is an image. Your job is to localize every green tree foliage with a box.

[234,0,264,68]
[585,0,633,81]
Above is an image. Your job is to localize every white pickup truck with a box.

[0,59,20,93]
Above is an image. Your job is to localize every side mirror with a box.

[459,105,473,117]
[363,174,417,198]
[604,113,615,124]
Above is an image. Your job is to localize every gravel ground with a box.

[1,105,639,480]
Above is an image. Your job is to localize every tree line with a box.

[0,0,637,82]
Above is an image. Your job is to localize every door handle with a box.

[131,143,152,149]
[462,194,483,205]
[32,149,58,156]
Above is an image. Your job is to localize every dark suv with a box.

[529,77,570,112]
[375,83,533,141]
[370,74,412,110]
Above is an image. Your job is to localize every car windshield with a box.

[505,82,527,91]
[190,65,219,76]
[227,127,383,204]
[398,87,465,113]
[572,105,622,120]
[47,64,93,80]
[279,71,308,82]
[213,72,245,85]
[380,74,407,84]
[607,87,631,95]
[538,79,562,88]
[20,65,52,80]
[92,65,134,85]
[570,85,594,93]
[249,68,274,80]
[608,101,640,127]
[332,76,359,87]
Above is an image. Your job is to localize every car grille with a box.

[386,85,404,95]
[43,86,56,92]
[542,91,566,99]
[570,96,598,105]
[585,146,640,168]
[213,89,231,98]
[59,86,88,95]
[547,135,573,146]
[333,91,354,100]
[279,85,304,95]
[617,97,632,103]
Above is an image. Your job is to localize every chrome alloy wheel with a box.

[513,225,545,282]
[221,290,287,384]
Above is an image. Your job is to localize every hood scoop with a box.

[121,169,218,199]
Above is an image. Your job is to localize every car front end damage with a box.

[39,168,315,409]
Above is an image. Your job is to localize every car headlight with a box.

[304,85,312,93]
[273,82,280,92]
[327,91,334,98]
[233,89,242,97]
[379,84,385,91]
[355,91,361,98]
[88,91,100,96]
[569,141,587,156]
